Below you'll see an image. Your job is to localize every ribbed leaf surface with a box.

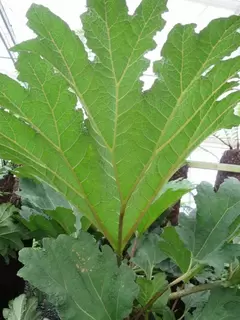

[0,1,240,250]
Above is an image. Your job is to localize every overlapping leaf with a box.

[138,179,193,233]
[228,259,240,286]
[18,178,71,211]
[159,227,191,273]
[19,207,76,239]
[18,233,139,320]
[129,233,167,279]
[17,178,86,237]
[186,288,240,320]
[0,204,26,256]
[0,0,240,251]
[137,273,171,314]
[177,179,240,268]
[155,308,175,320]
[136,273,168,307]
[182,286,209,317]
[3,294,41,320]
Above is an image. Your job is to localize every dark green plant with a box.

[0,0,239,253]
[0,0,240,319]
[3,294,42,320]
[0,204,27,257]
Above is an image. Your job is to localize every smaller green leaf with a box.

[229,215,240,239]
[3,294,41,320]
[18,233,139,320]
[129,233,167,279]
[0,167,12,180]
[181,284,209,315]
[152,289,171,313]
[138,180,193,234]
[0,204,26,256]
[137,278,153,306]
[177,179,240,269]
[154,307,175,320]
[195,267,219,283]
[20,207,76,238]
[186,288,240,320]
[137,273,168,307]
[18,178,90,237]
[159,227,191,273]
[18,178,71,210]
[162,308,175,320]
[228,260,240,285]
[19,210,65,239]
[158,259,182,278]
[203,243,240,275]
[46,207,76,234]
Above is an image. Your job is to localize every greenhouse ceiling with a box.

[188,0,240,11]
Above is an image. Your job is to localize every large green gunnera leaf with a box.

[18,232,139,320]
[0,1,240,251]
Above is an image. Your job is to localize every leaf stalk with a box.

[134,264,203,319]
[169,280,226,300]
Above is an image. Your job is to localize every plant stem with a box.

[133,264,202,320]
[169,281,225,300]
[117,205,126,259]
[133,286,169,320]
[130,237,138,259]
[117,254,122,267]
[169,264,202,287]
[169,272,190,288]
[171,298,179,311]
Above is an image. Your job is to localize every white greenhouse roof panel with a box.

[187,0,240,12]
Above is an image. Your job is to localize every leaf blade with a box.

[0,2,239,251]
[18,233,139,320]
[3,294,42,320]
[177,179,240,269]
[159,227,192,273]
[0,204,26,257]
